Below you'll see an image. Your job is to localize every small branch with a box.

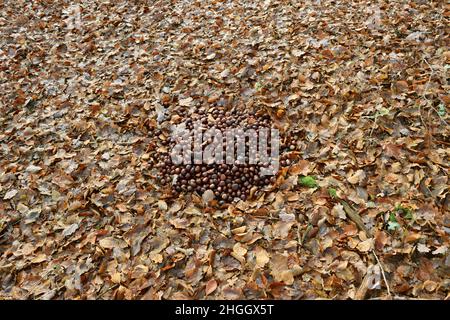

[372,249,392,298]
[301,224,313,246]
[340,200,392,298]
[340,200,371,237]
[355,271,371,300]
[98,284,119,299]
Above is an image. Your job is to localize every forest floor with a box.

[0,0,449,299]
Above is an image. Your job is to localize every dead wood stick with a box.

[340,200,392,298]
[372,249,392,298]
[355,271,371,300]
[340,200,371,237]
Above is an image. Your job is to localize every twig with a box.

[340,200,392,298]
[355,271,371,300]
[369,113,378,138]
[98,284,119,299]
[340,200,371,237]
[372,249,392,298]
[301,224,313,245]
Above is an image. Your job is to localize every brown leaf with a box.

[394,80,409,93]
[375,230,388,251]
[205,279,218,296]
[254,246,270,268]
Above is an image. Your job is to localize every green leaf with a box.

[389,212,397,223]
[299,176,318,188]
[254,81,264,91]
[387,212,400,230]
[328,188,338,198]
[395,204,413,220]
[437,104,446,117]
[388,221,400,231]
[377,107,390,117]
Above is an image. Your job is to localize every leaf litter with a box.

[0,0,448,300]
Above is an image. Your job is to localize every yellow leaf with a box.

[111,272,121,284]
[357,239,373,253]
[255,246,270,268]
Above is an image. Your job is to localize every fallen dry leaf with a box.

[0,0,447,301]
